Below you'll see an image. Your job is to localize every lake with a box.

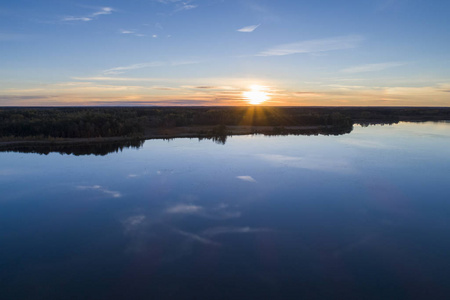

[1,122,450,299]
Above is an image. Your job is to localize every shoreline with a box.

[0,125,346,148]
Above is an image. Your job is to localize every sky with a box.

[1,0,449,106]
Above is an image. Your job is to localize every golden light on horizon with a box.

[243,85,270,105]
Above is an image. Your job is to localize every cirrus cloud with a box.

[257,35,363,57]
[237,24,260,33]
[62,7,114,22]
[342,62,407,73]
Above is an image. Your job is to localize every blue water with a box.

[1,122,450,299]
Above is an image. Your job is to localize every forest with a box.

[0,106,449,140]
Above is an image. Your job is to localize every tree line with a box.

[0,106,448,139]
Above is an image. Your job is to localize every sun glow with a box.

[243,85,270,105]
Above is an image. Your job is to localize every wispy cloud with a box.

[3,79,450,107]
[103,62,165,75]
[245,2,279,22]
[188,86,218,89]
[119,29,134,34]
[342,62,406,73]
[156,0,183,3]
[236,175,257,183]
[181,85,236,90]
[72,76,165,82]
[0,95,59,102]
[156,0,198,13]
[61,16,92,22]
[62,7,114,22]
[102,61,200,75]
[237,24,260,33]
[174,3,198,12]
[257,35,363,57]
[294,91,324,97]
[119,29,147,37]
[92,7,114,16]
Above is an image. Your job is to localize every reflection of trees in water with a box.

[198,125,352,145]
[0,125,352,154]
[197,135,228,145]
[358,121,399,127]
[268,125,353,136]
[211,135,227,145]
[0,140,145,156]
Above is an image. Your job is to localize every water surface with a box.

[1,122,450,299]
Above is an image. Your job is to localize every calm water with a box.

[1,122,450,299]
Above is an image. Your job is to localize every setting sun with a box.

[243,85,270,105]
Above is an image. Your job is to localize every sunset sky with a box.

[1,0,449,106]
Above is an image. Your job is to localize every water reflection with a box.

[198,134,228,145]
[258,154,355,174]
[0,139,145,156]
[2,122,450,299]
[0,125,354,155]
[77,185,122,198]
[197,125,354,145]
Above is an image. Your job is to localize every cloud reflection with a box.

[339,138,394,149]
[166,203,241,220]
[122,215,146,233]
[173,229,221,246]
[76,185,122,198]
[166,204,203,214]
[202,227,273,237]
[258,154,354,173]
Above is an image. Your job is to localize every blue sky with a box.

[1,0,449,106]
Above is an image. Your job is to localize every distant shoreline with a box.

[1,107,449,151]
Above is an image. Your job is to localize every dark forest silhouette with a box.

[0,107,449,154]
